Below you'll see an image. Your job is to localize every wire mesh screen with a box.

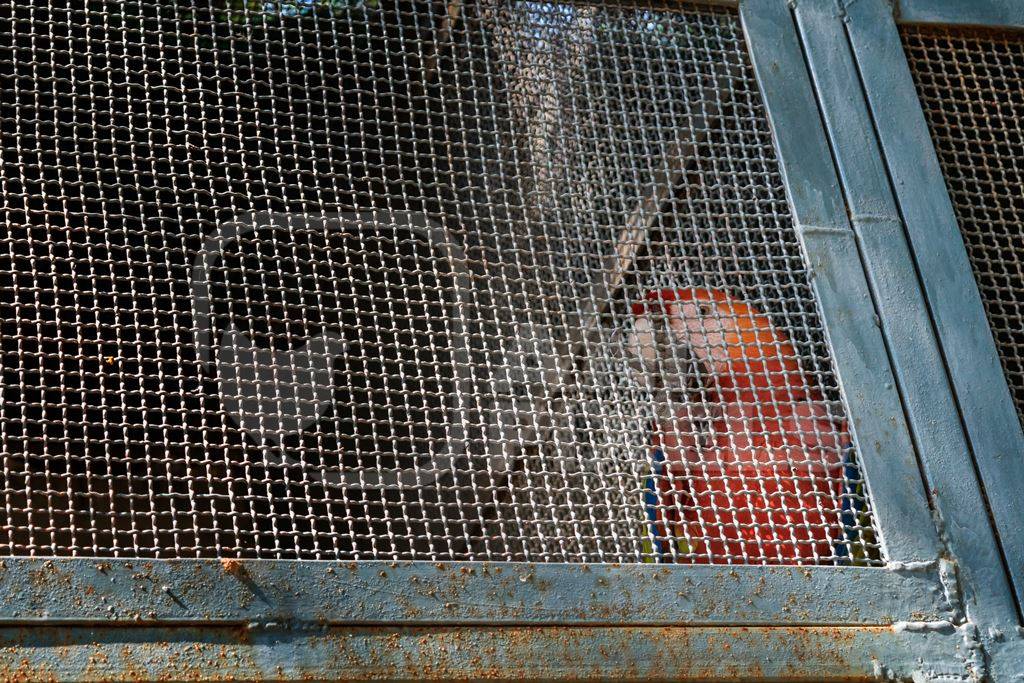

[0,0,881,563]
[903,25,1024,425]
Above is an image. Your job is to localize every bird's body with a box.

[630,287,848,563]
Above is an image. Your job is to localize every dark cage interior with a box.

[0,0,881,562]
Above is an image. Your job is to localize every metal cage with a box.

[0,0,1022,678]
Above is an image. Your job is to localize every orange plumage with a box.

[632,287,848,563]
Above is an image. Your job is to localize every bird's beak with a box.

[625,314,660,368]
[620,307,711,399]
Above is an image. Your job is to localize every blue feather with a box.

[643,449,669,560]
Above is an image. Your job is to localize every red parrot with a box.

[629,287,849,564]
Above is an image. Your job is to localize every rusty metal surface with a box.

[0,624,974,681]
[0,558,951,625]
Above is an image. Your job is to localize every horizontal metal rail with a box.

[0,624,967,681]
[0,558,951,626]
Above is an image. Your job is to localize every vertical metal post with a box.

[740,0,940,563]
[845,0,1024,609]
[792,0,1019,633]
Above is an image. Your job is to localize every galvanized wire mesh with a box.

[903,25,1024,425]
[0,0,881,563]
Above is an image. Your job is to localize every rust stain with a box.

[219,559,243,576]
[0,656,58,683]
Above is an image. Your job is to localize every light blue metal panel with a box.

[845,0,1024,609]
[792,0,1019,631]
[0,558,953,626]
[0,624,972,682]
[739,0,941,564]
[896,0,1024,27]
[992,639,1024,681]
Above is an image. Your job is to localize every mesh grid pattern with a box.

[0,0,881,563]
[903,25,1024,424]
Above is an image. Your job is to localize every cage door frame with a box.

[894,0,1024,27]
[794,0,1021,632]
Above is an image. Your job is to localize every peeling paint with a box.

[887,560,939,573]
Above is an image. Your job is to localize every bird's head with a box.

[622,288,806,401]
[630,287,748,367]
[623,288,718,399]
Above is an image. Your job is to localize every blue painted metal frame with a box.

[792,0,1019,633]
[740,0,940,565]
[844,0,1024,613]
[0,558,952,625]
[0,0,997,677]
[895,0,1024,28]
